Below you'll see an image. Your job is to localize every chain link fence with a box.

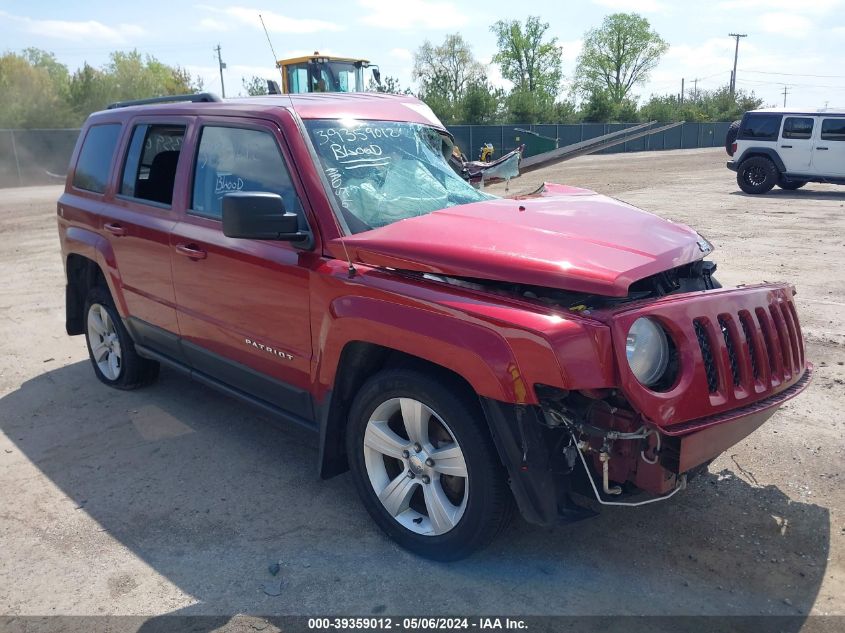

[0,129,80,188]
[0,122,731,189]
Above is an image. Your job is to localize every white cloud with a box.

[716,0,840,13]
[357,0,469,30]
[592,0,668,13]
[196,5,343,33]
[0,11,145,43]
[759,12,813,37]
[389,48,413,62]
[195,17,229,32]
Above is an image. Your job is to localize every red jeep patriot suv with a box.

[58,92,812,560]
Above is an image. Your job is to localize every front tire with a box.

[84,286,159,389]
[346,369,512,560]
[737,156,778,194]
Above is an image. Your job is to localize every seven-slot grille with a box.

[693,297,805,394]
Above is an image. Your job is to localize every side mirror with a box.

[372,67,382,87]
[267,80,281,95]
[222,192,307,242]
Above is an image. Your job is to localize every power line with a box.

[736,77,845,90]
[743,69,845,79]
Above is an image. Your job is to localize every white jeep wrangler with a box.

[726,107,845,194]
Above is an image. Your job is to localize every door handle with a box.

[174,243,208,260]
[817,147,829,150]
[104,222,127,236]
[780,145,793,148]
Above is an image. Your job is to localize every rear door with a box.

[170,117,316,421]
[778,116,815,173]
[105,117,191,355]
[812,117,845,177]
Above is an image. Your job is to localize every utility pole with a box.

[693,78,699,100]
[782,85,789,107]
[728,33,747,96]
[215,44,227,98]
[681,78,685,104]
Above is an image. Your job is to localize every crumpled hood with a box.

[332,185,711,297]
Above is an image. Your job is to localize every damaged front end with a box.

[480,281,812,527]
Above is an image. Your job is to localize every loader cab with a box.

[277,53,380,94]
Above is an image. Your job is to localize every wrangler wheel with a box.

[347,369,512,560]
[84,286,159,389]
[737,156,778,194]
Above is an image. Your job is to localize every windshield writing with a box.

[306,119,494,233]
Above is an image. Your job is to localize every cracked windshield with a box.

[305,119,494,233]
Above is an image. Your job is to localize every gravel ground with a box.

[0,148,842,620]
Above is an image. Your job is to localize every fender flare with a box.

[64,226,127,315]
[735,147,786,173]
[317,296,525,403]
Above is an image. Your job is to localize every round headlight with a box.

[626,317,670,386]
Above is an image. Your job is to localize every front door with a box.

[170,118,316,421]
[778,116,815,173]
[812,118,845,177]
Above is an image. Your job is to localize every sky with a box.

[2,0,845,108]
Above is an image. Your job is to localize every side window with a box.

[72,124,122,193]
[120,124,186,206]
[782,117,814,140]
[820,118,845,141]
[738,114,782,141]
[191,126,304,220]
[286,65,309,94]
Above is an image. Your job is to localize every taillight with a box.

[731,142,737,156]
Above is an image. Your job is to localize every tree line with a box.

[1,12,763,129]
[399,13,763,125]
[0,49,199,128]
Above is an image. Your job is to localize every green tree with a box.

[639,87,765,122]
[417,71,458,123]
[505,88,555,123]
[413,34,485,109]
[580,88,615,122]
[0,51,76,127]
[576,13,668,103]
[366,75,411,94]
[553,99,578,123]
[490,16,562,98]
[67,50,198,118]
[460,77,503,124]
[242,75,269,96]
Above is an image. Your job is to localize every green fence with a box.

[449,121,732,160]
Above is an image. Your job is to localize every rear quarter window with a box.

[72,124,122,193]
[820,118,845,141]
[738,114,782,142]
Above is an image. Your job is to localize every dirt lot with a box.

[1,148,842,620]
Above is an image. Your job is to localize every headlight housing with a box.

[626,317,670,387]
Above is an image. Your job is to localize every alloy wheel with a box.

[87,303,122,380]
[362,397,468,536]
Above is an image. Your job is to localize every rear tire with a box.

[84,286,159,389]
[737,156,778,194]
[725,120,740,156]
[346,368,512,560]
[777,177,807,191]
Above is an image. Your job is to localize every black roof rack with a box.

[106,92,222,110]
